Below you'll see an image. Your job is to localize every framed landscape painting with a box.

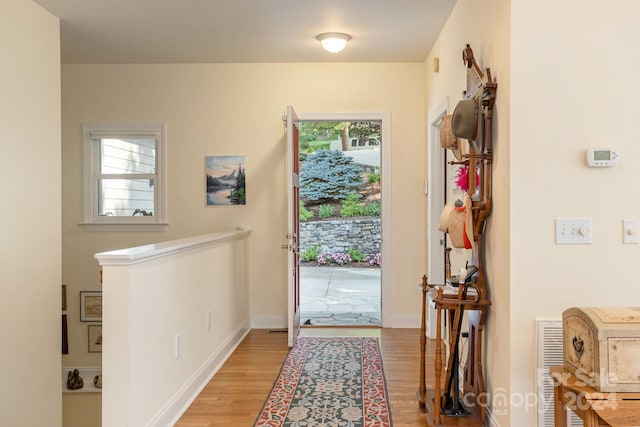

[80,291,102,322]
[206,155,246,206]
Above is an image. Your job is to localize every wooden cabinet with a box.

[551,366,640,427]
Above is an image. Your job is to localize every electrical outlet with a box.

[623,219,640,244]
[555,218,592,244]
[207,311,212,330]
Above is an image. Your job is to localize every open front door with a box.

[285,105,300,347]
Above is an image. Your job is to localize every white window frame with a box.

[82,123,168,231]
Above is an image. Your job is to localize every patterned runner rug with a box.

[254,337,392,427]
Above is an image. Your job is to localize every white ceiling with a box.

[33,0,457,64]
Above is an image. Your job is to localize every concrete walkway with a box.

[300,266,381,326]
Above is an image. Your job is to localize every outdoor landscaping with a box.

[298,121,381,267]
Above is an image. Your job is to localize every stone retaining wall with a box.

[299,218,381,255]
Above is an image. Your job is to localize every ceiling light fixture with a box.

[316,33,351,54]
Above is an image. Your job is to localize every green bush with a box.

[367,172,381,183]
[365,200,380,216]
[319,204,335,218]
[348,248,366,263]
[299,201,314,222]
[301,246,322,262]
[340,194,365,217]
[308,140,331,151]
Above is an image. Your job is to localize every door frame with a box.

[427,98,449,285]
[285,106,301,347]
[297,111,391,327]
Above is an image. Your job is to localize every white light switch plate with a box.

[555,218,592,244]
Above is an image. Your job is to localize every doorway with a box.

[295,112,390,327]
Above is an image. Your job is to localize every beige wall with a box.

[425,0,510,425]
[61,62,427,366]
[510,0,640,425]
[25,0,640,425]
[429,0,640,426]
[0,1,62,426]
[63,394,101,427]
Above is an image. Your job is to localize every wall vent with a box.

[536,319,583,427]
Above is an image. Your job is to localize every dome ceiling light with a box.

[316,33,351,54]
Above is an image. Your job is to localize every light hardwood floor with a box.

[175,328,432,426]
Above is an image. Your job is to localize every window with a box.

[83,123,167,231]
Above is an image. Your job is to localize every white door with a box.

[285,105,300,347]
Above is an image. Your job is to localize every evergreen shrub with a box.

[300,150,363,203]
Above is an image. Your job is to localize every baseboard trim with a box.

[384,314,421,328]
[251,314,420,329]
[486,407,502,427]
[148,318,251,427]
[251,315,286,329]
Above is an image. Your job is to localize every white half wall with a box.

[96,230,251,427]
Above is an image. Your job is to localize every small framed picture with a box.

[62,284,67,311]
[88,324,102,353]
[62,314,68,354]
[80,291,102,322]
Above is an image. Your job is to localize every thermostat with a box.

[586,148,619,167]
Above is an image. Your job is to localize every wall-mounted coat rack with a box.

[417,44,497,427]
[457,43,497,303]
